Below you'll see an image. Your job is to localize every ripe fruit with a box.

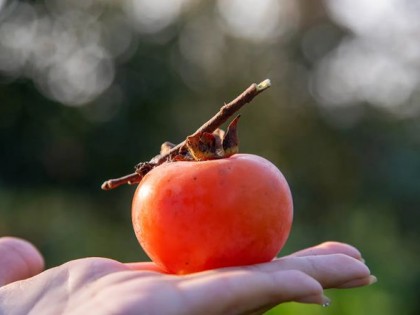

[132,153,293,274]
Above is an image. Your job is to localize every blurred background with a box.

[0,0,419,314]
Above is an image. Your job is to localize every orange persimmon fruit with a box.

[132,153,293,274]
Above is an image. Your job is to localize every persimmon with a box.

[102,80,291,274]
[131,153,293,274]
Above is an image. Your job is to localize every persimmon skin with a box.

[132,153,293,274]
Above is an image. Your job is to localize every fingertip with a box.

[0,236,45,286]
[271,269,324,304]
[278,271,330,306]
[291,242,364,261]
[0,236,45,271]
[333,253,371,278]
[318,242,363,260]
[295,294,331,306]
[336,274,378,289]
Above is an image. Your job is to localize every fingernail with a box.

[368,275,378,285]
[295,294,331,306]
[360,257,366,263]
[321,295,331,307]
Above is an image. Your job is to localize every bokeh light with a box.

[0,0,121,105]
[312,0,420,115]
[217,0,299,42]
[124,0,190,34]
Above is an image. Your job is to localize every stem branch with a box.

[101,79,271,190]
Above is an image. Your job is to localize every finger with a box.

[247,253,372,289]
[288,242,363,261]
[178,269,329,314]
[0,237,45,286]
[336,274,377,288]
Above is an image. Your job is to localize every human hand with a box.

[0,237,376,315]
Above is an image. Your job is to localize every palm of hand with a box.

[0,241,374,315]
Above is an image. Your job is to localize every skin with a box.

[0,237,376,315]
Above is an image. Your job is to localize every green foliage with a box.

[0,189,147,266]
[267,287,398,315]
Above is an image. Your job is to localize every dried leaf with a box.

[186,132,222,160]
[222,115,240,157]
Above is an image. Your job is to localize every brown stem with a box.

[101,173,141,190]
[101,79,271,190]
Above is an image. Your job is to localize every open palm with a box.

[0,237,375,315]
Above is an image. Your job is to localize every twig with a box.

[101,79,271,190]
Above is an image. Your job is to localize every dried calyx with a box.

[185,115,240,161]
[101,79,271,190]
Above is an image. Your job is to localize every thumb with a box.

[0,237,45,286]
